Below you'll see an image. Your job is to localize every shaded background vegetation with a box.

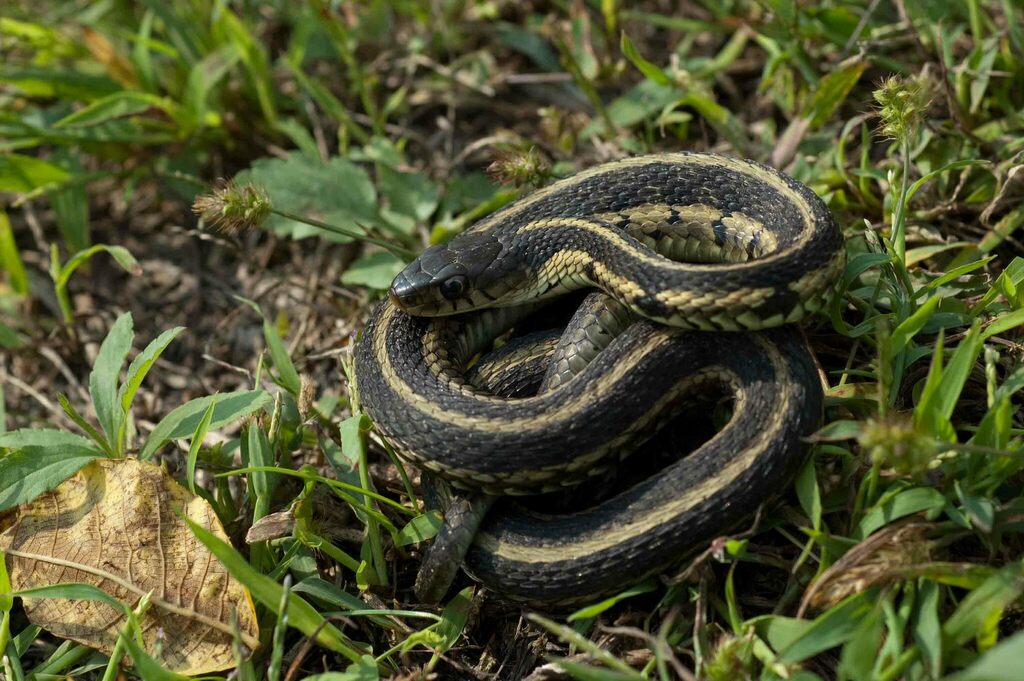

[2,0,1024,679]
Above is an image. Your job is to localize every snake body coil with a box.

[354,153,844,603]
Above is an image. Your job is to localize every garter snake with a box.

[354,153,844,603]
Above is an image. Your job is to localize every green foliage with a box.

[234,154,378,242]
[3,0,1024,678]
[0,430,104,512]
[49,244,140,327]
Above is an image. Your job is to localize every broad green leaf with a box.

[339,414,371,463]
[495,24,561,70]
[853,487,946,540]
[943,561,1024,648]
[182,45,239,128]
[842,252,890,287]
[913,578,942,676]
[395,511,443,546]
[970,394,1011,449]
[234,154,377,241]
[566,580,658,622]
[263,318,301,395]
[131,10,158,92]
[915,330,945,435]
[812,419,860,441]
[292,577,397,629]
[776,593,874,664]
[89,313,134,448]
[804,57,865,128]
[620,31,671,85]
[889,295,940,354]
[0,208,27,295]
[321,435,360,487]
[983,308,1024,340]
[53,92,177,128]
[0,17,66,49]
[0,443,103,512]
[434,586,473,652]
[186,398,217,495]
[906,242,972,266]
[275,118,323,160]
[838,607,883,681]
[186,518,365,662]
[116,326,184,426]
[950,630,1024,681]
[140,390,270,459]
[0,548,11,612]
[583,79,680,136]
[340,251,405,290]
[970,366,1024,449]
[55,245,140,291]
[57,393,111,454]
[931,321,984,428]
[244,423,275,539]
[11,583,128,614]
[754,614,813,654]
[0,153,69,192]
[975,257,1024,310]
[377,165,440,230]
[0,66,120,99]
[0,428,99,450]
[400,586,474,655]
[677,92,749,152]
[958,484,995,533]
[795,457,822,530]
[917,257,993,297]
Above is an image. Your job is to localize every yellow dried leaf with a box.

[0,458,259,674]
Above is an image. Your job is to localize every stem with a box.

[891,138,912,264]
[48,245,75,330]
[877,646,919,681]
[100,594,151,681]
[948,442,1024,459]
[0,609,10,664]
[851,461,881,531]
[381,437,419,513]
[271,209,414,258]
[30,643,92,676]
[358,424,388,587]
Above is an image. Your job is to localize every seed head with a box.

[298,374,316,419]
[858,415,939,478]
[704,634,754,681]
[192,180,272,235]
[873,74,932,141]
[487,145,551,188]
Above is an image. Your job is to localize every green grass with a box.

[2,0,1024,679]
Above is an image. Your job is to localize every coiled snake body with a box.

[354,153,844,604]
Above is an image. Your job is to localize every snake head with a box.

[389,233,526,315]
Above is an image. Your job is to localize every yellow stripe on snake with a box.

[354,153,844,604]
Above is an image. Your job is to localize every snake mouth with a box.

[389,271,420,309]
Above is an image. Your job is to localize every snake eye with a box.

[439,276,467,301]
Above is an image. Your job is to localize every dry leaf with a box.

[0,458,260,674]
